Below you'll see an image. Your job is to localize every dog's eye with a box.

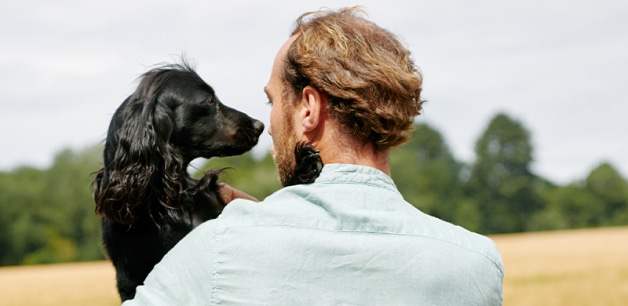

[204,97,213,105]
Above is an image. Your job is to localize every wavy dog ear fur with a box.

[92,70,186,225]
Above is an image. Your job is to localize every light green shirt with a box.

[125,164,504,305]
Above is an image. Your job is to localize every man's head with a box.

[265,7,423,185]
[284,7,423,150]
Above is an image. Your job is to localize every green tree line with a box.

[1,112,627,266]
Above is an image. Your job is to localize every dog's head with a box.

[130,63,264,162]
[93,61,264,224]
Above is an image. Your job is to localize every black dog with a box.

[91,62,264,301]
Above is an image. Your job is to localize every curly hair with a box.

[283,6,424,151]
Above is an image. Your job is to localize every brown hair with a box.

[283,6,424,151]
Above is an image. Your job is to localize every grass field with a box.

[1,226,627,305]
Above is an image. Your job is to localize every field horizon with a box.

[1,226,627,305]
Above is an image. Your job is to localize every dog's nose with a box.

[252,120,264,136]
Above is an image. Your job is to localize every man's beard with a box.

[272,130,297,187]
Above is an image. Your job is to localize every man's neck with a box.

[318,140,391,176]
[304,113,391,176]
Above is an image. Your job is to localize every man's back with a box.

[130,164,503,305]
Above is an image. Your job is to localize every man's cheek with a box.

[270,146,276,159]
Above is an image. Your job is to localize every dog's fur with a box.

[91,62,264,301]
[286,142,323,186]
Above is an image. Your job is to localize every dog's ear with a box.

[93,84,185,224]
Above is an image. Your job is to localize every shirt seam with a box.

[210,223,222,305]
[217,222,504,276]
[314,180,398,193]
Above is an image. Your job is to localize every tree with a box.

[465,113,543,234]
[585,162,628,225]
[42,147,104,261]
[0,167,48,265]
[0,146,104,265]
[529,182,604,231]
[390,123,477,229]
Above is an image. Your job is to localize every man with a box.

[125,7,503,305]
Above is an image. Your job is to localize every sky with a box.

[1,0,626,184]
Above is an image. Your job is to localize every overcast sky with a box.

[1,0,626,184]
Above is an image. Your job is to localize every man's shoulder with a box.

[417,213,504,273]
[210,187,314,226]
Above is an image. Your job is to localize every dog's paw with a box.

[286,142,323,186]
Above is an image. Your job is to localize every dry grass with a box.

[0,261,119,306]
[1,226,627,305]
[493,226,628,305]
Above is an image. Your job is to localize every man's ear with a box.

[299,85,325,132]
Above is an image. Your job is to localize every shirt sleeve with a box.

[122,220,219,306]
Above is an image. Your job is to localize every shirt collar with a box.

[315,164,398,192]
